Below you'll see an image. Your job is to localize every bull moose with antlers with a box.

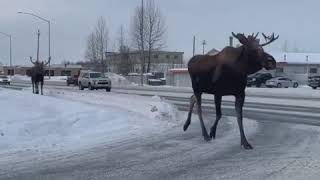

[184,32,279,149]
[28,57,50,95]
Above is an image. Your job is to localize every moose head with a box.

[30,56,50,74]
[232,32,279,74]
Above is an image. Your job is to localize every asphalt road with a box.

[1,84,320,180]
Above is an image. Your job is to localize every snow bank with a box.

[0,88,181,153]
[46,90,182,126]
[105,72,137,86]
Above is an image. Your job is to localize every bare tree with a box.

[85,32,98,62]
[85,16,109,73]
[118,25,132,75]
[95,17,109,69]
[131,0,147,85]
[145,0,166,72]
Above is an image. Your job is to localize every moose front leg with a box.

[35,81,39,94]
[235,93,253,149]
[195,93,211,141]
[210,95,222,139]
[183,95,196,131]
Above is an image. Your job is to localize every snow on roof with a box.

[50,64,82,68]
[169,68,188,73]
[270,51,320,64]
[206,48,220,55]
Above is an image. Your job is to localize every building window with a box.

[153,55,158,59]
[276,67,284,73]
[45,70,54,76]
[166,55,170,59]
[7,69,14,75]
[174,55,178,59]
[61,70,71,76]
[310,68,317,74]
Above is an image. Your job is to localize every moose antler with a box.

[29,56,36,64]
[260,33,279,46]
[253,32,259,39]
[232,32,248,45]
[44,56,51,66]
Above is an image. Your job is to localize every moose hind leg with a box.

[210,95,222,139]
[195,94,211,141]
[40,81,44,95]
[235,93,252,149]
[35,82,39,94]
[183,95,196,131]
[32,82,35,94]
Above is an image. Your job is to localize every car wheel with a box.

[293,83,298,88]
[66,82,70,86]
[79,83,84,90]
[88,83,94,90]
[106,87,111,92]
[277,83,282,88]
[312,87,317,89]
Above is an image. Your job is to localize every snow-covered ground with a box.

[2,88,320,179]
[0,88,181,153]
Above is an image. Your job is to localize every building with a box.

[1,64,82,77]
[106,50,184,75]
[270,52,320,84]
[167,48,218,87]
[167,49,320,87]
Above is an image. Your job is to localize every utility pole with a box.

[140,0,145,86]
[18,11,51,78]
[192,36,195,56]
[306,55,309,77]
[202,40,207,54]
[37,30,40,62]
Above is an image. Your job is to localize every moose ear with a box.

[232,32,248,45]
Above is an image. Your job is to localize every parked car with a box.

[266,77,299,88]
[247,73,273,87]
[308,75,320,89]
[0,75,11,85]
[78,71,111,91]
[66,75,79,86]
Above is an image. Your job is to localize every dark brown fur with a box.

[183,32,278,149]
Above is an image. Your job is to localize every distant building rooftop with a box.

[270,51,320,64]
[206,48,220,55]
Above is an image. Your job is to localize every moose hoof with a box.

[203,135,211,142]
[183,121,190,131]
[209,132,216,139]
[242,142,253,150]
[209,130,216,139]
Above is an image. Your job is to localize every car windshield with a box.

[90,73,104,78]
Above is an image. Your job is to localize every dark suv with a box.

[66,75,79,86]
[308,76,320,89]
[247,73,273,87]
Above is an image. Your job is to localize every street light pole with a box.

[18,11,51,78]
[202,40,207,55]
[0,31,12,70]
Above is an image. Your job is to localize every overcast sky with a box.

[0,0,319,65]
